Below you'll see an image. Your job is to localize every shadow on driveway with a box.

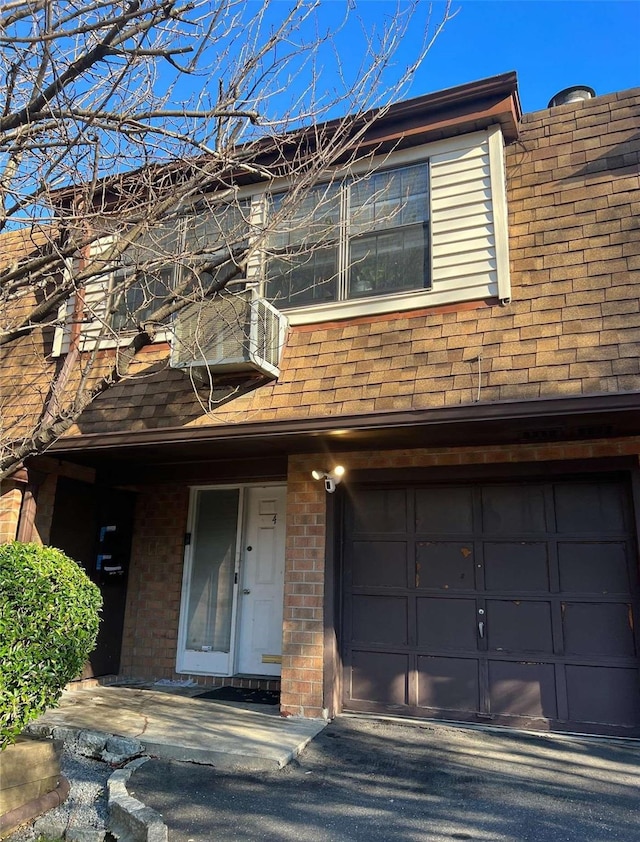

[129,716,640,842]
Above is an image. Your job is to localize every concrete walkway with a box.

[32,685,326,770]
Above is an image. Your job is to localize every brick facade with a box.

[119,486,188,678]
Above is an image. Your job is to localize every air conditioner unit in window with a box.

[170,288,288,379]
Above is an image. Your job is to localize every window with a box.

[109,224,179,331]
[108,200,251,332]
[265,162,430,309]
[266,184,340,307]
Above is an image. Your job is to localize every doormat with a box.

[195,686,280,705]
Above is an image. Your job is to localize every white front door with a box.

[176,484,286,677]
[237,486,286,676]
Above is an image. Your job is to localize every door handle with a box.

[478,621,485,639]
[243,588,251,594]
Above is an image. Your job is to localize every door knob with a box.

[478,621,485,639]
[243,588,251,594]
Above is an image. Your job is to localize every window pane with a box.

[122,223,181,267]
[185,200,250,254]
[350,163,429,236]
[186,489,239,654]
[110,222,180,330]
[348,162,429,297]
[182,200,251,297]
[349,223,429,298]
[266,184,340,308]
[110,266,174,331]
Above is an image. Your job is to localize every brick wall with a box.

[281,460,327,716]
[119,486,189,678]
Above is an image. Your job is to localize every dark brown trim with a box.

[5,466,29,484]
[48,393,640,455]
[16,484,38,542]
[27,455,96,484]
[96,456,287,487]
[323,486,343,719]
[56,74,520,207]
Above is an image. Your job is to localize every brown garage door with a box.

[342,477,640,736]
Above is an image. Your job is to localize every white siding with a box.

[430,133,500,302]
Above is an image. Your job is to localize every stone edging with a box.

[107,757,168,842]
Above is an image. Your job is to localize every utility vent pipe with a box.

[547,85,596,108]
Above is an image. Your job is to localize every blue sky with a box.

[329,0,639,114]
[416,0,639,112]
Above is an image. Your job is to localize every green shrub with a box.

[0,542,102,749]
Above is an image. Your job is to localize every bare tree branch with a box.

[0,0,453,481]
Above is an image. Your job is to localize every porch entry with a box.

[177,484,286,677]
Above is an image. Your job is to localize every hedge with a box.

[0,542,102,749]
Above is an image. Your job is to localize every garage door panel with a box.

[417,597,477,651]
[484,542,549,592]
[488,661,558,719]
[481,485,547,534]
[415,486,473,533]
[558,542,632,594]
[349,489,406,533]
[566,666,640,727]
[352,541,408,588]
[416,542,476,590]
[418,656,479,711]
[487,600,554,654]
[554,483,628,534]
[352,595,408,646]
[562,602,637,657]
[351,651,409,705]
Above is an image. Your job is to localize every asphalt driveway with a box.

[129,716,640,842]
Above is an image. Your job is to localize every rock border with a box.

[107,758,168,842]
[20,725,168,842]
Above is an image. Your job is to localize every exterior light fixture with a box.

[311,465,345,493]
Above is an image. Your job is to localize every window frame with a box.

[250,126,510,325]
[264,161,431,310]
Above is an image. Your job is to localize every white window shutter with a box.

[52,237,117,355]
[51,296,70,357]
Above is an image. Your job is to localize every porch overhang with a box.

[40,392,640,484]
